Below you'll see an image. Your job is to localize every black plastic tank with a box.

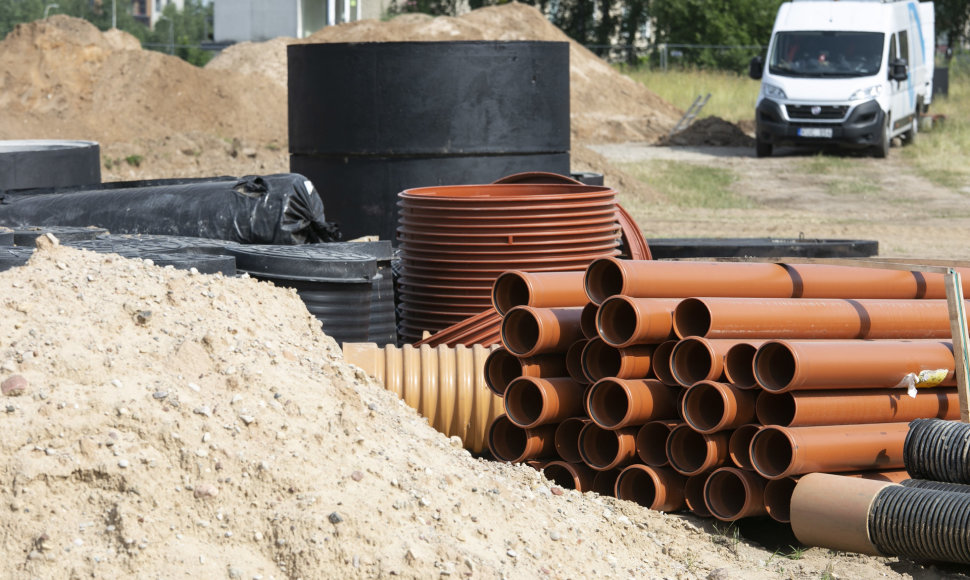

[0,140,101,192]
[288,41,571,243]
[227,245,378,345]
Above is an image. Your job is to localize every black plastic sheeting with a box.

[869,485,970,564]
[0,229,13,246]
[904,418,970,484]
[0,174,340,245]
[63,236,239,276]
[13,225,108,245]
[228,244,387,345]
[0,247,32,271]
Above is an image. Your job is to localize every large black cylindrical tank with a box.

[288,41,571,243]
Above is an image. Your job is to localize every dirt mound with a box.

[659,116,756,147]
[0,240,915,579]
[0,15,284,145]
[204,37,292,88]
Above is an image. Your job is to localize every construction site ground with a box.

[2,5,970,579]
[586,142,970,262]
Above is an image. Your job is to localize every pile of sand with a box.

[0,240,921,578]
[0,15,284,145]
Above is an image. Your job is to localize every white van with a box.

[749,0,935,158]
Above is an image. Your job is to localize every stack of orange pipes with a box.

[484,258,970,522]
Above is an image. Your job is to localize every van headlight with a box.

[763,83,787,100]
[849,85,883,101]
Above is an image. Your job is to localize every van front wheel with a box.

[873,118,890,159]
[756,138,773,158]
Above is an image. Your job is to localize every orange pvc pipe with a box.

[723,342,762,389]
[542,460,597,492]
[754,339,956,392]
[650,340,679,387]
[756,388,960,427]
[592,468,623,497]
[749,423,910,479]
[583,259,970,305]
[586,378,678,430]
[584,258,795,305]
[684,472,713,517]
[491,270,588,316]
[704,466,768,521]
[635,419,682,467]
[486,415,557,463]
[670,337,762,388]
[681,380,758,434]
[785,263,970,300]
[673,297,961,340]
[483,348,567,397]
[763,476,799,523]
[581,338,654,382]
[554,417,590,464]
[504,376,586,428]
[580,302,599,340]
[565,339,591,384]
[597,296,680,347]
[728,424,761,470]
[578,423,639,471]
[666,424,731,476]
[614,464,687,512]
[501,306,584,357]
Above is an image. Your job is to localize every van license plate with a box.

[798,127,833,138]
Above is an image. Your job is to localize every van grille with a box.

[786,105,849,120]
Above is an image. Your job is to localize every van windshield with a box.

[769,31,884,77]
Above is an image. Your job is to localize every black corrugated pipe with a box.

[904,418,970,484]
[869,485,970,564]
[901,479,970,493]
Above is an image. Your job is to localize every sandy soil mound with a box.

[0,15,284,145]
[0,239,923,579]
[658,116,756,147]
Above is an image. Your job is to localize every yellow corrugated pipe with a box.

[342,342,503,454]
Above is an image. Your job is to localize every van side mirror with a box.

[890,58,908,82]
[749,56,764,80]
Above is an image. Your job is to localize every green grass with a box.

[621,160,752,209]
[900,69,970,191]
[619,67,760,123]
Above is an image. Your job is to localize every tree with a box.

[650,0,782,71]
[935,0,970,53]
[143,1,213,66]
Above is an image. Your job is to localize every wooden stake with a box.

[945,269,970,422]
